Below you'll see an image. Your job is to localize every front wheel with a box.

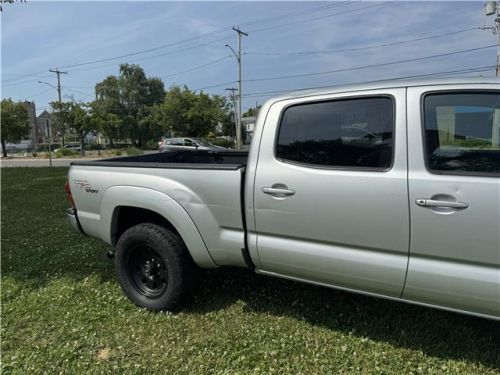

[115,223,193,311]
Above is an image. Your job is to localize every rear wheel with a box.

[115,223,192,311]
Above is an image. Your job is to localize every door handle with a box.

[415,199,468,209]
[262,187,295,197]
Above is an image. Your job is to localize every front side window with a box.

[423,92,500,175]
[276,97,394,169]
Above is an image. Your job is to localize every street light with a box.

[38,80,58,90]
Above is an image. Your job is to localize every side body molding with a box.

[100,186,217,268]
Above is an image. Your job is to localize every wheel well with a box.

[113,206,180,245]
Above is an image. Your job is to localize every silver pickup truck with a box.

[66,77,500,320]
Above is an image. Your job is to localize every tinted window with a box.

[423,92,500,174]
[276,97,394,169]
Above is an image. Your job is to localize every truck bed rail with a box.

[71,150,248,170]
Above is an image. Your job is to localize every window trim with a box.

[273,94,396,172]
[421,89,500,178]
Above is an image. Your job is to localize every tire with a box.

[114,223,193,311]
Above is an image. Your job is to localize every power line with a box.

[58,31,231,70]
[49,4,352,71]
[59,4,354,74]
[239,1,355,28]
[244,27,480,56]
[3,74,53,87]
[241,65,497,99]
[3,71,52,84]
[3,37,234,85]
[63,87,94,98]
[247,1,393,34]
[1,2,362,81]
[5,25,479,86]
[162,55,231,79]
[24,88,54,100]
[67,36,234,73]
[243,44,497,83]
[195,80,238,91]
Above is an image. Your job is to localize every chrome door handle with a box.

[415,199,468,209]
[262,187,295,196]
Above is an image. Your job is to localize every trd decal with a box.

[73,179,99,194]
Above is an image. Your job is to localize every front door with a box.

[253,89,409,297]
[404,87,500,317]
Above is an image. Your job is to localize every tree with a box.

[157,86,229,137]
[94,64,165,146]
[51,101,94,156]
[242,105,261,118]
[0,98,29,157]
[89,101,122,147]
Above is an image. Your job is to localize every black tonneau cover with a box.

[71,150,248,170]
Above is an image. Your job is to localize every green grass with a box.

[1,167,499,374]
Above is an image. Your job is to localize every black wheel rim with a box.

[128,245,168,298]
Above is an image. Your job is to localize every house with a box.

[242,116,256,144]
[35,110,52,143]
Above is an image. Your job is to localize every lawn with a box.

[1,167,499,374]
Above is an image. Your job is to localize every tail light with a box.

[65,179,76,209]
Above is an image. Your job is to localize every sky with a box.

[1,1,497,115]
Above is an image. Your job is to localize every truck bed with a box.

[68,149,249,268]
[71,150,248,170]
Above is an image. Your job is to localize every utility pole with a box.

[49,68,67,102]
[226,27,248,149]
[49,68,68,145]
[225,88,238,143]
[482,1,500,76]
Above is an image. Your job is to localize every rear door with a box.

[405,86,500,317]
[253,88,410,297]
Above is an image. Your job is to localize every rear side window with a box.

[276,97,394,169]
[170,139,183,146]
[423,92,500,175]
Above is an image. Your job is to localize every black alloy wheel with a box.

[128,245,168,298]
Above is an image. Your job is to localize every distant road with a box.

[1,151,157,167]
[1,158,83,167]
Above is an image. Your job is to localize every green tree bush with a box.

[0,98,29,157]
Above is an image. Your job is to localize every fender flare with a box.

[100,185,217,268]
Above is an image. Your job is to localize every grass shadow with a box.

[187,268,500,370]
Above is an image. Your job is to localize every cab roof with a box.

[267,76,500,102]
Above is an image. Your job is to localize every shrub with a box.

[111,149,122,156]
[55,148,78,158]
[209,138,234,149]
[126,147,144,156]
[143,140,159,150]
[86,143,102,151]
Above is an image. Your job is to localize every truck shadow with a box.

[187,268,500,370]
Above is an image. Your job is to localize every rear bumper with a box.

[67,208,85,235]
